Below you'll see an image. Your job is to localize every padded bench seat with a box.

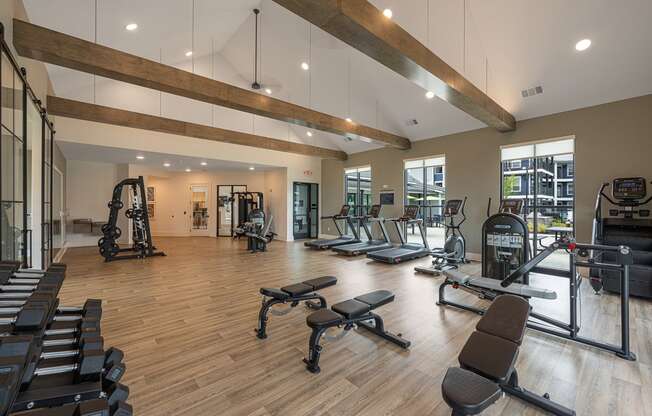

[260,276,337,299]
[308,290,395,327]
[442,367,501,415]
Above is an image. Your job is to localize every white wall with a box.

[65,160,129,247]
[135,168,268,238]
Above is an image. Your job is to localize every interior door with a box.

[294,182,318,240]
[190,185,209,236]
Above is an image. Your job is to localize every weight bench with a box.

[303,290,410,373]
[441,295,575,416]
[255,276,337,339]
[442,269,557,299]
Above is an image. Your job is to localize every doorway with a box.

[217,185,247,236]
[293,182,318,240]
[190,185,209,236]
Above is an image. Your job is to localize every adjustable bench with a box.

[303,290,410,373]
[441,295,575,416]
[255,276,337,339]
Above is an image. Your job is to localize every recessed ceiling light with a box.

[200,162,207,166]
[185,50,193,57]
[345,117,353,123]
[383,9,393,18]
[264,88,272,95]
[185,168,191,172]
[306,131,313,137]
[575,39,591,51]
[125,23,138,31]
[249,166,255,171]
[301,62,310,71]
[425,91,435,99]
[163,163,171,167]
[136,155,145,160]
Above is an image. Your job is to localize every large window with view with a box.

[404,156,446,248]
[344,167,371,235]
[501,137,575,269]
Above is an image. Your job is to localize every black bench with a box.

[255,276,337,339]
[303,290,410,373]
[441,294,575,416]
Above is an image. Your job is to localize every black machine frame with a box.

[98,176,165,262]
[438,239,636,361]
[216,184,247,237]
[0,23,55,269]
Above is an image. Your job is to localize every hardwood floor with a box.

[60,237,652,416]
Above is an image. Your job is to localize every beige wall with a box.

[322,94,652,254]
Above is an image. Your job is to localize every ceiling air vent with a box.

[521,85,544,98]
[405,119,419,126]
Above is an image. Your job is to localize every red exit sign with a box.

[303,170,313,176]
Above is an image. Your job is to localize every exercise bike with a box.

[415,198,467,275]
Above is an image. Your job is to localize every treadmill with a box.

[367,205,431,264]
[304,204,360,249]
[332,204,393,256]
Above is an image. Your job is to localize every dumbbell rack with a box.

[0,261,132,416]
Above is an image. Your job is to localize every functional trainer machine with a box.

[304,205,360,250]
[591,177,652,297]
[415,198,467,275]
[98,177,165,262]
[442,295,575,416]
[332,204,392,256]
[367,205,430,264]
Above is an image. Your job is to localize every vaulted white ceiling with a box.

[22,0,652,155]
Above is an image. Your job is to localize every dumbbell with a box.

[0,274,64,292]
[0,299,55,331]
[103,347,126,384]
[25,348,106,383]
[40,336,104,360]
[57,299,102,321]
[44,315,102,339]
[42,332,103,349]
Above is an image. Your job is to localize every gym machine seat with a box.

[303,290,410,374]
[256,276,337,339]
[441,295,574,416]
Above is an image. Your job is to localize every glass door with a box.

[52,167,64,259]
[293,182,318,240]
[190,185,209,236]
[344,167,371,236]
[217,185,247,236]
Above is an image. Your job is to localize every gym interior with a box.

[0,1,651,415]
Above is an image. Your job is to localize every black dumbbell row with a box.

[0,262,132,416]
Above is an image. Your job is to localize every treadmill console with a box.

[403,205,419,220]
[612,177,646,200]
[338,205,351,217]
[499,199,523,214]
[444,200,463,215]
[368,204,382,218]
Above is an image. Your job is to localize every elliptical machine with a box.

[415,198,467,275]
[591,177,652,297]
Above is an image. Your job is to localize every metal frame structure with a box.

[438,239,636,361]
[0,22,54,268]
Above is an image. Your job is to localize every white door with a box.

[190,185,210,236]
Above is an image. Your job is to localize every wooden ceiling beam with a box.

[47,96,348,161]
[272,0,516,132]
[13,19,410,150]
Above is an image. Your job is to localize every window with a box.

[501,137,575,259]
[344,166,372,234]
[510,160,521,169]
[512,177,521,193]
[404,156,446,247]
